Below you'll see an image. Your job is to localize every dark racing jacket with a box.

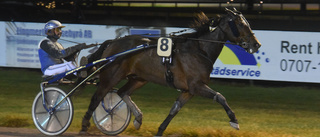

[38,36,85,73]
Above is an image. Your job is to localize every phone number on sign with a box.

[279,59,319,72]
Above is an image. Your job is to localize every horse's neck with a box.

[198,28,226,64]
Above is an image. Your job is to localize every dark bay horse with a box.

[81,8,261,136]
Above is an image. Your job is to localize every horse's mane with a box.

[190,12,210,35]
[178,12,220,38]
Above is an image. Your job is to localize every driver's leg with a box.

[44,61,76,76]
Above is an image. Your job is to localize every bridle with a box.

[213,13,257,53]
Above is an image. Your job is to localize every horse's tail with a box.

[88,39,113,63]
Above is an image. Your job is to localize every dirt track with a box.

[0,127,132,137]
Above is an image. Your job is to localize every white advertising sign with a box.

[1,21,320,83]
[211,30,320,83]
[0,22,5,66]
[2,22,161,69]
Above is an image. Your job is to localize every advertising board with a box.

[211,30,320,83]
[1,21,320,83]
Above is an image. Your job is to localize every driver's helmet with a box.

[44,20,65,34]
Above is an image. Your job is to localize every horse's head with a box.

[218,8,261,54]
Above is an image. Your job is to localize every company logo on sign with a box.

[212,42,268,78]
[219,42,259,66]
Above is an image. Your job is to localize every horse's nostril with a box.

[256,43,261,48]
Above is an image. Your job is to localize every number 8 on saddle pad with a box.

[157,37,172,57]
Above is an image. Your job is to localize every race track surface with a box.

[0,127,134,137]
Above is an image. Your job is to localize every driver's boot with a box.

[79,56,88,78]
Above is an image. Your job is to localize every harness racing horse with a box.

[81,8,261,136]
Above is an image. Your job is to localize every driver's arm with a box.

[40,40,86,59]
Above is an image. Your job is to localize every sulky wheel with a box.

[32,87,73,136]
[93,90,131,136]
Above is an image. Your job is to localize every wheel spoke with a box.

[98,113,111,125]
[52,113,63,128]
[111,101,125,113]
[112,113,127,122]
[111,113,114,131]
[53,92,61,106]
[54,108,70,112]
[54,94,64,108]
[35,111,49,115]
[44,114,53,130]
[110,100,124,112]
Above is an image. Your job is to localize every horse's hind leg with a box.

[196,84,239,130]
[80,68,125,134]
[123,95,143,130]
[80,85,113,133]
[117,78,147,130]
[156,92,193,136]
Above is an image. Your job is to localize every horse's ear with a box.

[233,7,242,14]
[233,7,238,12]
[225,7,237,16]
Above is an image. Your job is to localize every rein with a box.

[166,19,240,46]
[183,37,239,45]
[139,31,239,46]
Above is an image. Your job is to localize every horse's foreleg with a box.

[196,84,239,130]
[118,79,147,130]
[156,92,193,136]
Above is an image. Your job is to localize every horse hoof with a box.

[79,130,88,135]
[133,119,141,130]
[229,121,240,130]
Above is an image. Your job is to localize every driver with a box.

[38,20,92,78]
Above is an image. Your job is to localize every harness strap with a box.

[228,20,240,37]
[164,60,176,88]
[160,41,176,88]
[197,51,214,67]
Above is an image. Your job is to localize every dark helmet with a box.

[44,20,65,34]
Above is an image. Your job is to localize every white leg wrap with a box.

[229,121,240,130]
[123,95,142,117]
[123,95,143,130]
